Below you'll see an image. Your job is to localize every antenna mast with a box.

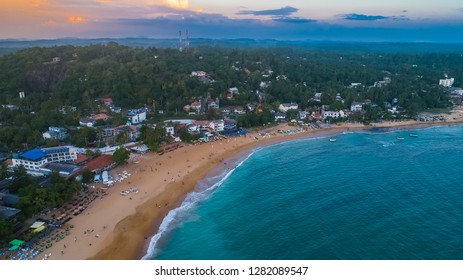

[178,30,183,51]
[185,29,189,51]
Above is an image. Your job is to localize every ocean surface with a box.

[144,125,463,260]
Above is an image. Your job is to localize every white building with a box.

[279,103,299,113]
[42,127,68,141]
[12,146,78,174]
[350,102,363,112]
[165,126,175,136]
[439,78,454,87]
[191,71,207,77]
[323,110,346,120]
[127,109,146,124]
[212,120,225,132]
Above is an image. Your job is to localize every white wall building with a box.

[439,78,454,87]
[279,103,299,113]
[350,102,363,112]
[12,146,79,174]
[127,109,146,124]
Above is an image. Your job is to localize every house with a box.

[233,106,245,115]
[227,87,239,100]
[208,99,220,110]
[100,125,116,138]
[0,205,21,223]
[349,83,362,88]
[42,127,68,141]
[260,81,271,89]
[165,126,175,136]
[84,154,115,174]
[323,110,346,120]
[308,113,324,122]
[79,118,96,127]
[103,98,113,106]
[297,110,309,120]
[312,92,322,102]
[183,105,191,112]
[276,75,287,81]
[246,102,257,112]
[274,112,286,122]
[212,120,225,132]
[91,113,109,122]
[127,109,146,124]
[221,107,231,115]
[279,103,299,113]
[190,101,202,112]
[224,119,237,130]
[439,78,454,87]
[195,120,211,131]
[350,102,363,112]
[191,71,207,78]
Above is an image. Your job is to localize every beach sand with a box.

[38,116,463,260]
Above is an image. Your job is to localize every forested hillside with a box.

[0,42,461,151]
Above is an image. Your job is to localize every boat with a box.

[329,138,337,142]
[409,133,418,137]
[397,137,405,140]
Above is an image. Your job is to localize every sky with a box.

[1,0,463,42]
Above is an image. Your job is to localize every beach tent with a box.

[30,221,45,229]
[32,225,46,233]
[8,239,24,250]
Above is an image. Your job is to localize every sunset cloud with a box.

[44,19,58,26]
[68,16,88,23]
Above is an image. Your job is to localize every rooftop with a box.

[20,148,46,161]
[85,154,114,172]
[0,205,21,220]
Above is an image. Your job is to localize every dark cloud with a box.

[272,17,317,24]
[341,13,408,21]
[237,6,298,16]
[342,14,388,21]
[458,8,463,12]
[72,8,463,44]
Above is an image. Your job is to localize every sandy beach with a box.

[37,114,463,260]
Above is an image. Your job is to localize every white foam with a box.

[141,151,256,259]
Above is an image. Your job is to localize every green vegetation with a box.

[0,43,460,152]
[12,171,81,219]
[112,147,130,166]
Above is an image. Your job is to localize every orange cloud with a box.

[95,0,112,3]
[68,16,87,23]
[44,19,57,26]
[161,0,189,9]
[194,8,204,13]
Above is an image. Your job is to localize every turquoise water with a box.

[146,125,463,260]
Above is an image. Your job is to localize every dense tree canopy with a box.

[0,43,459,151]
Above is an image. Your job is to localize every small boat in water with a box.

[409,133,418,137]
[397,137,405,140]
[329,138,337,142]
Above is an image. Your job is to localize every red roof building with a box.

[84,155,115,173]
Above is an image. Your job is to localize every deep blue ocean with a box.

[144,125,463,260]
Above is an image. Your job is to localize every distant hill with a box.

[1,38,463,56]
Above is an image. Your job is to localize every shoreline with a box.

[36,119,463,260]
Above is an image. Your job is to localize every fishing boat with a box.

[409,133,418,137]
[329,138,337,142]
